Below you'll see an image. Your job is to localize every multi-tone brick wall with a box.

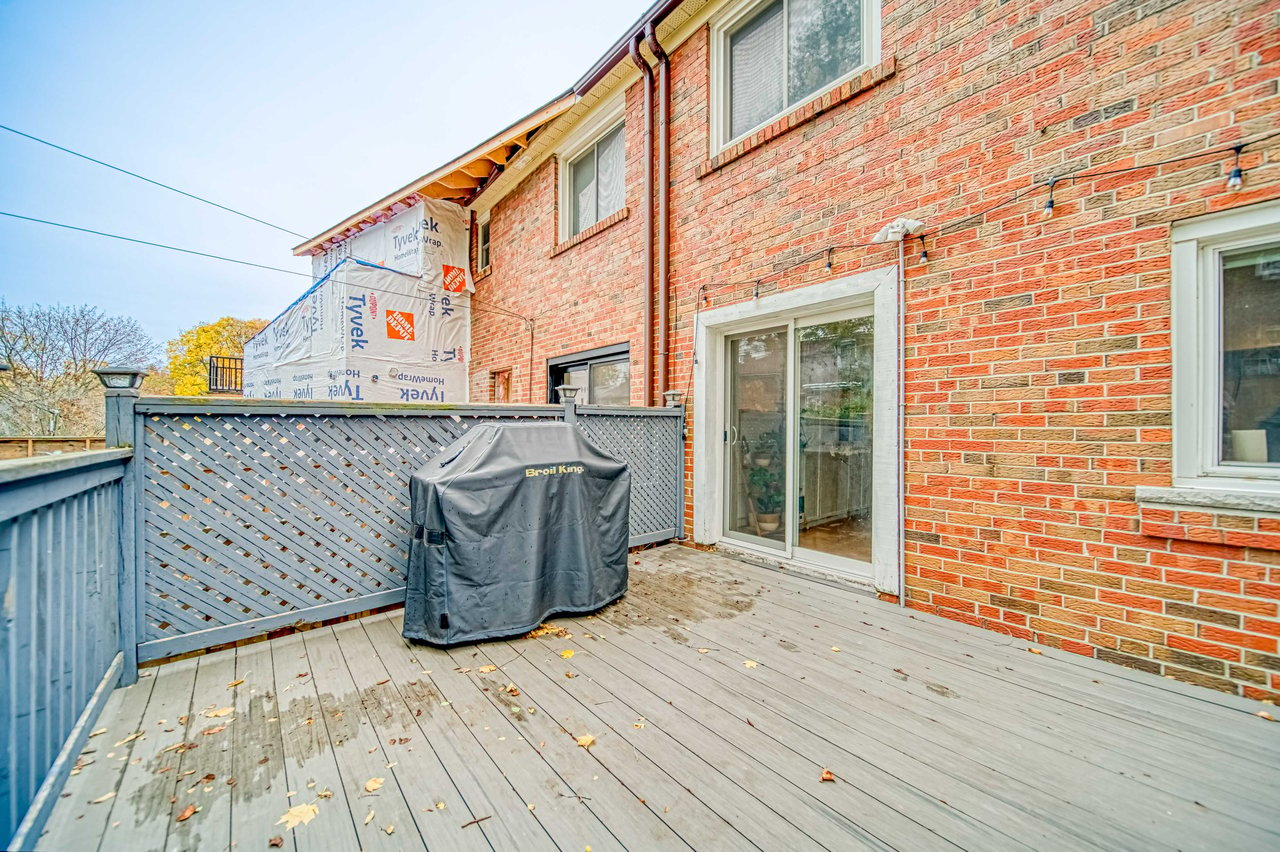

[470,0,1280,699]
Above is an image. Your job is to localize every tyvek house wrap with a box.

[243,197,472,403]
[403,423,631,645]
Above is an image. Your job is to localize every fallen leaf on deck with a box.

[205,707,234,718]
[175,804,198,822]
[226,679,244,689]
[364,777,384,793]
[364,810,375,825]
[276,803,318,830]
[743,660,758,668]
[90,792,116,804]
[560,649,575,659]
[384,824,395,835]
[296,672,309,678]
[696,648,710,654]
[819,769,836,783]
[199,774,215,785]
[831,647,841,653]
[576,734,596,750]
[1259,711,1275,722]
[385,761,397,769]
[178,715,189,725]
[565,671,578,678]
[317,789,333,799]
[435,801,446,810]
[454,667,471,674]
[203,726,226,736]
[1026,648,1043,655]
[268,837,284,848]
[477,665,497,673]
[527,803,536,811]
[90,728,108,738]
[504,684,520,696]
[375,678,390,685]
[115,732,143,746]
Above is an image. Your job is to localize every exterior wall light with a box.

[91,366,148,390]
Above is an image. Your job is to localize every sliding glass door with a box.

[722,309,876,575]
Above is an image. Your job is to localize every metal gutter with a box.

[574,0,687,95]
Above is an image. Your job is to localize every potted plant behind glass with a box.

[748,466,784,533]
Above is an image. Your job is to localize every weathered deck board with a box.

[39,545,1280,852]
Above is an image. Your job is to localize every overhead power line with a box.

[0,123,308,239]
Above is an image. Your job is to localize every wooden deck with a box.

[41,546,1280,851]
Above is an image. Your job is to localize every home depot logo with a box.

[442,265,467,292]
[386,310,415,341]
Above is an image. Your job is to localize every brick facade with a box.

[467,0,1280,700]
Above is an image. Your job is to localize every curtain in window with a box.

[596,125,626,221]
[571,150,597,236]
[788,0,862,105]
[730,0,785,140]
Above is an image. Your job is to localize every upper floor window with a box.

[713,0,880,149]
[1172,200,1280,492]
[566,123,625,237]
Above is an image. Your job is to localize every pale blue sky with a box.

[0,0,647,348]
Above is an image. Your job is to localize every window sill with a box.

[549,206,630,258]
[1135,485,1280,550]
[474,264,492,284]
[697,57,897,179]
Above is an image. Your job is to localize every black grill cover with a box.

[402,422,631,645]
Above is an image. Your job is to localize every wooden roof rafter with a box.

[295,92,575,255]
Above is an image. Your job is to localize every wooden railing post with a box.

[102,383,142,684]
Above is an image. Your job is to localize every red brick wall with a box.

[470,0,1280,699]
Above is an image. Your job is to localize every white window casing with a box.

[709,0,881,153]
[1170,198,1280,496]
[555,93,627,243]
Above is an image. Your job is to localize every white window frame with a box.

[709,0,882,153]
[556,93,627,243]
[477,210,491,270]
[1172,199,1280,493]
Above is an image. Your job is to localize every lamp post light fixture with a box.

[91,366,148,391]
[555,384,581,404]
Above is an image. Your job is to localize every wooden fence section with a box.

[0,450,131,850]
[131,398,685,663]
[0,436,105,460]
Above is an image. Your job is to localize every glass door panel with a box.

[795,315,873,564]
[725,328,789,548]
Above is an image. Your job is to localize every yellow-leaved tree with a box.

[166,317,267,396]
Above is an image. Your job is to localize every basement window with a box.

[565,123,625,238]
[711,0,881,151]
[1172,200,1280,492]
[548,343,631,406]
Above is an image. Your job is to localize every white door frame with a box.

[692,264,901,594]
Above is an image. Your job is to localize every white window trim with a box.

[1172,198,1280,495]
[477,210,491,270]
[692,264,900,595]
[555,93,626,243]
[708,0,881,154]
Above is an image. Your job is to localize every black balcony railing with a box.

[208,355,244,394]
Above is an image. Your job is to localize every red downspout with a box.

[645,22,670,400]
[629,34,655,406]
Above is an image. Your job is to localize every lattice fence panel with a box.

[138,407,683,653]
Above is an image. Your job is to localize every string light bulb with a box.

[753,280,760,301]
[918,234,929,264]
[1041,178,1057,220]
[1227,145,1244,191]
[825,248,833,272]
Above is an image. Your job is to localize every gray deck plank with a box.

[300,625,427,851]
[165,649,239,852]
[325,620,491,852]
[95,656,199,851]
[671,548,1277,749]
[229,640,293,852]
[652,549,1280,801]
[270,631,361,852]
[35,670,157,850]
[472,637,744,851]
[556,607,1100,851]
[444,639,692,851]
[494,626,876,850]
[360,613,558,852]
[612,556,1280,848]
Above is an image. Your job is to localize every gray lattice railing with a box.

[126,398,683,662]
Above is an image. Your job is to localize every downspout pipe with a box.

[645,22,670,400]
[629,34,655,406]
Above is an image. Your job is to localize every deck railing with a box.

[0,449,132,849]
